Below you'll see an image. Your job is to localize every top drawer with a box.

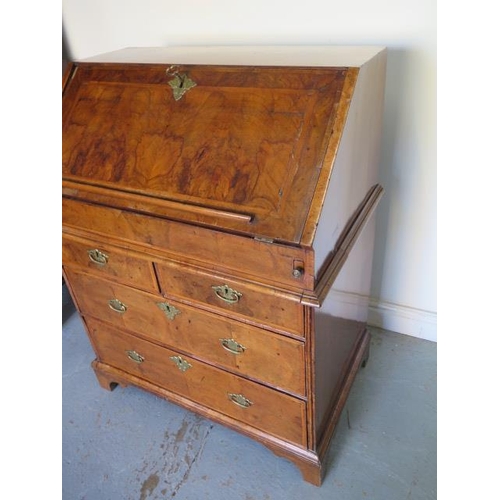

[62,234,159,293]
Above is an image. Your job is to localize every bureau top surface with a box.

[79,46,386,68]
[63,47,383,244]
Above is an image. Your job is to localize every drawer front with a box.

[87,319,307,446]
[67,269,306,396]
[155,260,304,336]
[62,235,158,293]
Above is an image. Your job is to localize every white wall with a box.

[62,0,437,341]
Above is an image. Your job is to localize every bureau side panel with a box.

[311,50,386,445]
[313,313,365,441]
[312,49,387,307]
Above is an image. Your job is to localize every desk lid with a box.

[62,56,358,244]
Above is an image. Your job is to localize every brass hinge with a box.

[254,236,274,244]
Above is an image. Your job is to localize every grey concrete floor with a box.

[62,295,436,500]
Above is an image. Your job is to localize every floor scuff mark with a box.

[140,472,159,500]
[133,414,213,499]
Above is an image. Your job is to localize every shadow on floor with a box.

[62,283,76,324]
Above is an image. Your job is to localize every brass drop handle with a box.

[88,248,108,266]
[108,298,127,314]
[220,338,246,355]
[126,350,144,364]
[228,393,253,409]
[212,285,242,304]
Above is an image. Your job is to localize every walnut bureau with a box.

[62,46,387,486]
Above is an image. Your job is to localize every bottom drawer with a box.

[86,318,307,447]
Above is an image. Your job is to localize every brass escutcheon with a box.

[166,67,197,101]
[170,355,192,372]
[108,298,127,314]
[212,284,242,304]
[156,301,181,320]
[87,248,108,266]
[220,338,246,355]
[228,393,253,409]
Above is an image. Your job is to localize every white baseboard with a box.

[330,290,437,342]
[368,298,437,342]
